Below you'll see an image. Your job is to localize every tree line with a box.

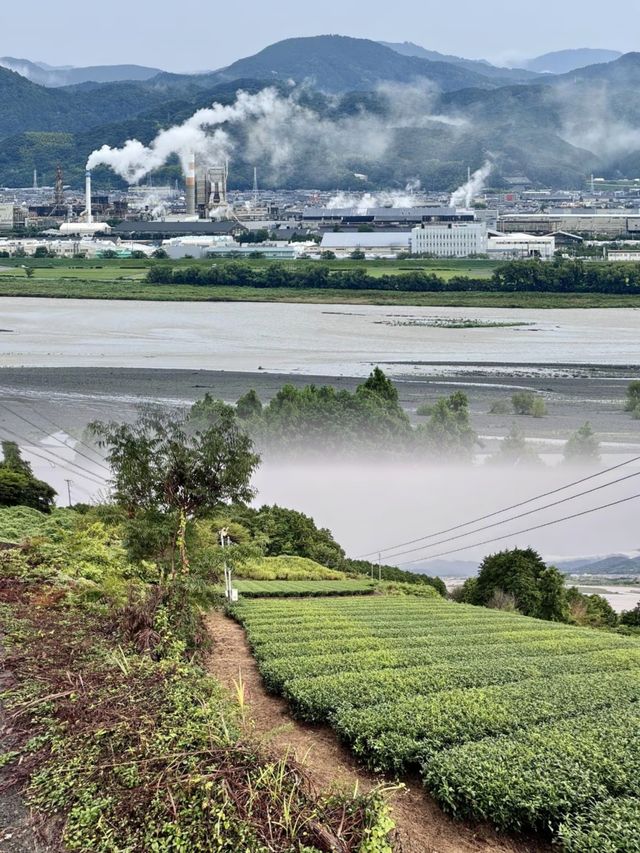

[147,259,640,294]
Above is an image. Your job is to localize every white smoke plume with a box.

[86,82,467,188]
[554,82,640,162]
[449,161,493,208]
[86,88,286,182]
[326,180,426,210]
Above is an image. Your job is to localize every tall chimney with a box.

[186,155,196,216]
[85,169,93,224]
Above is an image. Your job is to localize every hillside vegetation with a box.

[0,503,396,851]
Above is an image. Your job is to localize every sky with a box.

[1,0,639,72]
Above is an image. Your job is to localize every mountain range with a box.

[0,35,638,191]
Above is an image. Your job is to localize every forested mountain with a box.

[0,57,163,87]
[380,41,539,84]
[1,37,640,190]
[211,36,498,93]
[522,48,622,74]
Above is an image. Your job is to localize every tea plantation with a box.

[232,594,640,850]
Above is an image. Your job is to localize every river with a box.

[0,299,639,375]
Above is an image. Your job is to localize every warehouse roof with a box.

[111,220,244,237]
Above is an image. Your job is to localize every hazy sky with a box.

[2,0,638,71]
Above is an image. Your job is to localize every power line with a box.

[398,492,640,565]
[0,402,112,475]
[21,403,110,469]
[0,426,107,487]
[356,453,640,560]
[378,469,640,562]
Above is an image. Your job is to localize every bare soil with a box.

[205,611,551,853]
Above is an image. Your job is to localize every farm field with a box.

[233,579,377,597]
[232,594,640,849]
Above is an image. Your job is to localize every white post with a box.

[220,527,231,599]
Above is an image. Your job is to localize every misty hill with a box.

[380,41,539,84]
[522,48,623,74]
[211,36,499,93]
[0,66,183,139]
[558,554,640,575]
[0,57,164,87]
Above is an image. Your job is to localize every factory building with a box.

[186,156,229,218]
[0,204,27,232]
[0,237,151,258]
[303,206,474,229]
[487,233,556,260]
[607,250,640,262]
[161,236,296,260]
[319,232,411,257]
[498,213,640,239]
[411,222,488,257]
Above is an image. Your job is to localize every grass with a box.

[233,580,377,597]
[1,278,639,307]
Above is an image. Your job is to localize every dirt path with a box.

[205,612,550,853]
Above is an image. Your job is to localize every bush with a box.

[563,422,600,463]
[512,391,546,417]
[624,381,640,413]
[489,400,511,415]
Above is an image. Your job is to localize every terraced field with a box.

[231,595,640,850]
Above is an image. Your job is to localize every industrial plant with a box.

[3,152,640,261]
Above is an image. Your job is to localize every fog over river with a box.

[0,298,639,573]
[1,299,639,374]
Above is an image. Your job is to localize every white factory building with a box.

[487,233,556,260]
[410,223,555,259]
[161,236,296,260]
[410,222,488,257]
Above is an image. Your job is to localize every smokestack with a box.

[186,154,196,216]
[85,169,93,224]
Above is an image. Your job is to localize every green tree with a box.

[564,422,600,464]
[418,391,477,459]
[625,381,640,417]
[493,424,541,466]
[236,389,263,420]
[621,602,640,628]
[350,249,365,260]
[0,441,56,513]
[92,406,259,576]
[360,367,399,404]
[472,548,567,621]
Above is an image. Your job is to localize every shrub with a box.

[624,380,640,413]
[512,391,546,417]
[489,400,511,415]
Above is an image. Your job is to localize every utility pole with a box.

[65,479,72,507]
[378,552,382,582]
[220,527,236,601]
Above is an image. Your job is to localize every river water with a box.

[0,299,639,375]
